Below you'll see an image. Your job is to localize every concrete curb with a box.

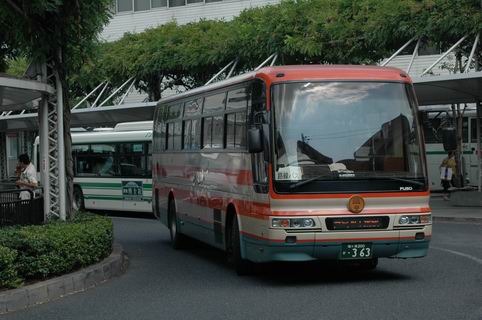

[0,243,127,315]
[433,216,482,223]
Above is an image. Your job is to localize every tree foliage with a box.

[75,0,481,102]
[0,0,113,218]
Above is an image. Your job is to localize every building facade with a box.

[102,0,280,41]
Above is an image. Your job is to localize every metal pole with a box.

[255,53,277,71]
[407,38,421,74]
[477,101,481,192]
[421,35,468,76]
[72,81,106,109]
[55,71,66,220]
[381,37,417,67]
[464,33,480,73]
[91,82,109,108]
[226,59,239,79]
[98,77,134,107]
[40,63,50,219]
[205,60,235,86]
[118,79,136,105]
[270,53,278,66]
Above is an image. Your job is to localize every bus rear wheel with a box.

[73,186,85,211]
[168,200,186,249]
[229,215,253,276]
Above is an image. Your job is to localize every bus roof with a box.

[157,65,410,106]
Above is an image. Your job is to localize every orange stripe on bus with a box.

[271,208,431,216]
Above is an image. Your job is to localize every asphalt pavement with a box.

[4,202,482,320]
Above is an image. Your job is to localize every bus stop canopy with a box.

[0,102,157,131]
[412,71,482,106]
[0,74,54,110]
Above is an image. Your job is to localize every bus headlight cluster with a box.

[399,214,431,225]
[271,218,315,229]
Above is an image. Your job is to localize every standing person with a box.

[439,151,456,201]
[16,154,38,200]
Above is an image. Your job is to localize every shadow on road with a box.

[166,236,412,286]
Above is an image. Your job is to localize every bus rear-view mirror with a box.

[248,127,263,153]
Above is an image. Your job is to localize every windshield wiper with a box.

[289,174,333,190]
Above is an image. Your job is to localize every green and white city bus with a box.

[34,121,153,212]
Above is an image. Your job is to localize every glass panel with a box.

[471,118,482,143]
[205,0,222,2]
[234,112,246,148]
[173,122,182,150]
[119,143,146,177]
[134,0,150,11]
[226,114,236,149]
[117,0,133,12]
[227,87,249,110]
[191,119,201,149]
[76,144,116,177]
[167,122,174,150]
[183,120,192,149]
[212,115,224,149]
[169,0,185,7]
[273,82,425,182]
[187,0,203,3]
[203,92,226,114]
[203,117,213,149]
[184,98,203,117]
[151,0,167,7]
[167,103,183,120]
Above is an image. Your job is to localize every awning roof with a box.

[0,75,55,111]
[0,102,157,131]
[412,71,482,106]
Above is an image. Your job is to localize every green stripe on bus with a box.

[78,182,152,190]
[84,195,152,201]
[426,151,473,155]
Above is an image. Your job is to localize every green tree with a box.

[0,0,113,218]
[79,0,479,101]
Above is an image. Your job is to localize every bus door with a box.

[119,142,151,212]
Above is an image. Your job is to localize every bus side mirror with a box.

[248,127,263,153]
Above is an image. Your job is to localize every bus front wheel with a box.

[73,186,85,211]
[168,200,186,249]
[229,215,253,276]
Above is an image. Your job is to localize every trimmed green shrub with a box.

[0,245,22,288]
[0,213,113,289]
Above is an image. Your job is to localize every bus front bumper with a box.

[241,228,431,263]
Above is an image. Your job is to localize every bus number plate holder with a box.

[341,243,372,259]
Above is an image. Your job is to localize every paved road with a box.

[5,218,482,320]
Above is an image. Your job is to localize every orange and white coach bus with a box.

[152,65,432,275]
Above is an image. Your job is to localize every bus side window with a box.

[226,112,246,149]
[203,117,213,149]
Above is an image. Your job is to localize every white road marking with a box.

[431,246,482,265]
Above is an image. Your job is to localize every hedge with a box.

[0,213,113,289]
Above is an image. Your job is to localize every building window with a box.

[117,0,133,12]
[134,0,150,11]
[151,0,167,7]
[187,0,203,3]
[205,0,222,2]
[169,0,185,7]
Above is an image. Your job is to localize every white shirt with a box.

[19,163,38,200]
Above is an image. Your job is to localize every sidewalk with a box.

[430,193,482,223]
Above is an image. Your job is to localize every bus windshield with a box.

[272,81,426,189]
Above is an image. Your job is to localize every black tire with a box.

[230,215,254,276]
[73,186,85,211]
[168,200,186,249]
